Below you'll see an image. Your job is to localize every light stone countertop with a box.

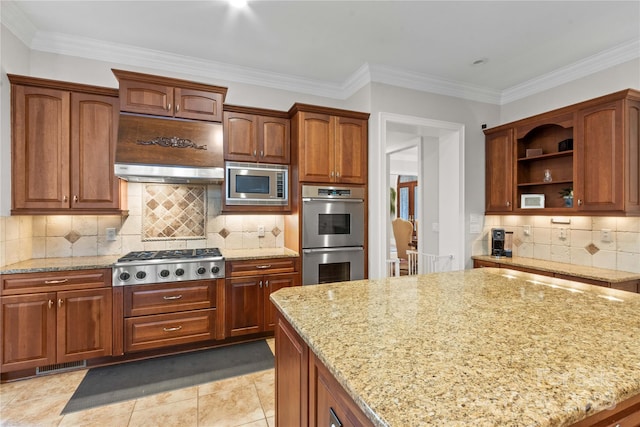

[0,248,299,275]
[270,268,640,426]
[472,255,640,283]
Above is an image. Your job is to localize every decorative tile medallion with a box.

[272,226,281,237]
[218,228,230,239]
[143,184,206,241]
[64,230,81,244]
[585,243,600,255]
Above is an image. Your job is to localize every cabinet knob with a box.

[336,171,340,178]
[265,280,269,287]
[63,195,68,202]
[175,104,180,112]
[259,280,263,288]
[73,195,78,203]
[253,150,257,157]
[330,171,334,177]
[506,201,511,207]
[167,103,172,112]
[577,199,583,206]
[260,150,264,157]
[58,298,63,308]
[48,300,54,309]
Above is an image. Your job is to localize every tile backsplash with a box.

[473,215,640,273]
[0,183,285,266]
[142,184,206,240]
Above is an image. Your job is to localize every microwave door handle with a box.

[303,247,364,254]
[302,198,364,203]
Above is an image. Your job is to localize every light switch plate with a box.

[106,227,117,241]
[601,229,612,242]
[258,225,265,237]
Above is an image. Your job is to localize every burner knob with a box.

[119,272,131,282]
[136,271,147,280]
[175,268,185,276]
[211,266,220,274]
[197,267,206,275]
[160,269,170,278]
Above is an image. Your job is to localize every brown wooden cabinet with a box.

[9,75,126,215]
[484,89,640,215]
[113,69,227,122]
[275,312,372,427]
[485,128,514,213]
[224,106,291,164]
[225,257,300,337]
[122,280,219,353]
[0,269,113,372]
[290,104,369,184]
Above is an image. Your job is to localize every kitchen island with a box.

[270,268,640,426]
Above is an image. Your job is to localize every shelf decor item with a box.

[526,148,543,157]
[559,187,574,207]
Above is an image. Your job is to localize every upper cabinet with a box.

[112,69,227,122]
[484,89,640,216]
[9,75,127,215]
[289,104,369,184]
[223,105,290,164]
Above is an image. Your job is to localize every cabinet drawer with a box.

[124,309,216,353]
[124,281,215,317]
[227,258,299,277]
[1,269,111,295]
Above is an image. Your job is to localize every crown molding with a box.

[0,1,37,47]
[501,38,640,105]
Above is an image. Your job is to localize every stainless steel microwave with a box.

[225,162,288,205]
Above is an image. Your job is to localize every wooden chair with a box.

[392,218,414,275]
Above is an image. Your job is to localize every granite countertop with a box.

[271,269,640,426]
[472,255,640,283]
[0,248,300,275]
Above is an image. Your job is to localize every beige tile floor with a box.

[0,339,276,427]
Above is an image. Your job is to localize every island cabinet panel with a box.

[9,75,126,215]
[485,127,514,213]
[225,257,300,337]
[0,269,113,372]
[275,313,308,427]
[224,106,291,164]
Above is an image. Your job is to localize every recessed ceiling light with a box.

[228,0,248,8]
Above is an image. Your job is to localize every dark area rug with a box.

[61,340,274,414]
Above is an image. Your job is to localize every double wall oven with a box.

[302,185,365,285]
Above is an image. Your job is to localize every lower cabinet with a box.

[275,313,372,427]
[122,280,218,353]
[0,269,113,372]
[225,257,300,337]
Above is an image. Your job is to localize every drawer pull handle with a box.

[58,298,63,308]
[256,265,271,269]
[163,326,183,332]
[48,300,54,309]
[163,295,183,300]
[44,279,68,284]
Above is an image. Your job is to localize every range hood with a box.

[115,113,224,184]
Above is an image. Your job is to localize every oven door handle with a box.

[303,247,364,254]
[302,198,364,203]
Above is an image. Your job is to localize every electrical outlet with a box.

[523,225,531,236]
[258,225,265,237]
[601,229,612,243]
[559,228,566,240]
[106,227,117,241]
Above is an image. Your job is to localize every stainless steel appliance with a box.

[112,248,225,286]
[301,185,365,285]
[225,161,288,205]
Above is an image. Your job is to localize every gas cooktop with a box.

[112,247,225,286]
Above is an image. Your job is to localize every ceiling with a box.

[3,1,639,104]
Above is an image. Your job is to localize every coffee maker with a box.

[491,228,506,257]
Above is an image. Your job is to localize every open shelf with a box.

[517,150,573,162]
[518,179,573,187]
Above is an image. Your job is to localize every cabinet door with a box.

[225,276,263,337]
[12,85,70,210]
[275,315,308,427]
[298,112,335,182]
[485,128,514,213]
[264,273,299,331]
[70,93,121,210]
[224,111,258,161]
[174,87,223,122]
[335,116,367,184]
[576,100,624,212]
[1,293,56,371]
[118,79,173,116]
[259,116,290,164]
[57,288,112,363]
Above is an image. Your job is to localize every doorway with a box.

[374,112,465,278]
